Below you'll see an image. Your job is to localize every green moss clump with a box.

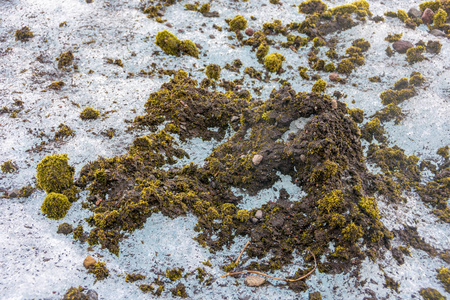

[349,108,364,123]
[342,222,364,244]
[358,196,380,220]
[48,81,65,90]
[36,154,74,194]
[346,46,362,56]
[89,261,109,281]
[369,76,381,82]
[180,39,199,58]
[312,79,327,93]
[94,210,119,228]
[336,58,355,74]
[397,9,408,22]
[139,284,154,293]
[419,288,446,300]
[331,4,358,15]
[437,268,450,293]
[361,117,385,143]
[61,286,89,300]
[385,33,403,43]
[318,190,343,214]
[126,273,146,283]
[41,192,71,220]
[324,62,335,72]
[57,223,73,235]
[17,186,36,198]
[406,46,426,64]
[426,40,442,54]
[244,66,262,79]
[57,51,74,70]
[55,123,75,140]
[386,46,394,57]
[256,42,269,61]
[236,209,250,222]
[409,72,426,86]
[1,160,17,173]
[155,30,181,56]
[352,38,371,52]
[384,11,398,18]
[419,1,441,12]
[80,107,100,120]
[298,0,327,14]
[205,64,221,80]
[199,3,210,14]
[313,37,326,47]
[264,53,285,73]
[326,48,338,59]
[298,66,309,80]
[437,146,449,159]
[229,15,247,31]
[166,268,183,281]
[394,78,409,90]
[14,26,34,42]
[171,283,188,298]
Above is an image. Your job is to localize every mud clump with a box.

[76,73,392,283]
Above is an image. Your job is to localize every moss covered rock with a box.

[229,15,247,31]
[205,64,221,80]
[156,30,181,56]
[36,154,74,194]
[41,193,71,220]
[264,53,285,73]
[79,107,100,120]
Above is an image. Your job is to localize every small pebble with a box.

[244,275,266,287]
[83,255,96,269]
[252,154,263,165]
[255,210,263,219]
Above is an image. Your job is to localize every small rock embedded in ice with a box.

[408,8,422,19]
[430,29,446,37]
[245,28,254,36]
[83,255,96,269]
[421,8,435,24]
[329,72,339,81]
[252,154,263,165]
[255,210,263,219]
[86,289,98,300]
[8,188,19,198]
[244,275,266,287]
[393,40,414,53]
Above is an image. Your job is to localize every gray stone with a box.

[430,29,446,37]
[408,8,422,19]
[393,40,414,53]
[255,210,263,219]
[86,290,98,300]
[8,188,19,198]
[251,217,258,223]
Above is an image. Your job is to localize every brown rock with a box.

[244,28,254,36]
[421,8,435,24]
[392,40,414,53]
[83,255,96,269]
[329,73,339,81]
[244,275,266,287]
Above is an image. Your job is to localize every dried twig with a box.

[221,241,317,282]
[234,241,250,266]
